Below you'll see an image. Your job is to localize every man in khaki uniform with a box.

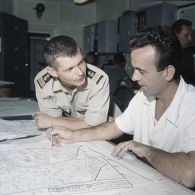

[34,35,110,130]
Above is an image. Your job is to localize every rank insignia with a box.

[87,69,103,84]
[37,73,51,89]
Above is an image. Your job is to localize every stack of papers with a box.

[0,119,40,141]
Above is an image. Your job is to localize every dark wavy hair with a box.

[44,35,81,67]
[171,19,192,34]
[129,25,182,81]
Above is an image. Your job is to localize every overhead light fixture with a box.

[73,0,94,5]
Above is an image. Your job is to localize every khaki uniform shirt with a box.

[34,64,110,126]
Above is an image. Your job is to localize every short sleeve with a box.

[84,74,110,126]
[115,91,142,134]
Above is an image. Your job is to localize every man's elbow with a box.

[181,169,195,188]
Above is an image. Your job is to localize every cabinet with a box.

[83,24,98,53]
[135,11,146,32]
[97,20,118,53]
[135,3,177,32]
[83,20,118,54]
[118,3,177,53]
[0,12,29,97]
[118,12,136,53]
[146,3,177,27]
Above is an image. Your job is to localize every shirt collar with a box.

[53,79,66,93]
[143,77,186,126]
[52,78,88,94]
[166,77,186,126]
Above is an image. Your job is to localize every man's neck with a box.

[155,81,179,121]
[60,82,76,95]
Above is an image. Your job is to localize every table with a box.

[0,100,194,195]
[0,97,39,117]
[0,80,14,97]
[0,132,194,195]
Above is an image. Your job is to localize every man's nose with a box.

[131,71,139,81]
[75,66,83,75]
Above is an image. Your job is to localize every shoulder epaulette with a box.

[37,73,51,89]
[87,68,103,84]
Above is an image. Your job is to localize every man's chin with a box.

[142,89,150,97]
[76,78,86,87]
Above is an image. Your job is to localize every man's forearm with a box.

[72,121,123,142]
[52,117,89,130]
[144,146,195,188]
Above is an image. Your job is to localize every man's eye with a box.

[64,67,73,72]
[139,70,144,74]
[79,61,85,66]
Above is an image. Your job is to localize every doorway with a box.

[28,33,50,98]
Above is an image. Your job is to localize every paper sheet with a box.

[0,119,40,141]
[0,136,193,195]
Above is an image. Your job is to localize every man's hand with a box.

[112,140,195,188]
[112,140,148,159]
[35,113,54,128]
[46,126,75,146]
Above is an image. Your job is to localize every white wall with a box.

[129,0,195,10]
[1,0,195,49]
[96,0,129,22]
[95,0,195,21]
[12,0,96,48]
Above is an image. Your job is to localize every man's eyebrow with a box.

[134,67,145,72]
[77,59,84,66]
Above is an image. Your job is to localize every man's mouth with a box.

[78,75,85,81]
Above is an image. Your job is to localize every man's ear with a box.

[165,65,175,81]
[47,66,58,78]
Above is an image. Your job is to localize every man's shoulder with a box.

[34,67,53,89]
[87,64,108,85]
[184,83,195,100]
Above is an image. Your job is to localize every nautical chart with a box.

[0,137,193,195]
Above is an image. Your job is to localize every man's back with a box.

[104,65,128,95]
[171,19,195,84]
[180,47,195,84]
